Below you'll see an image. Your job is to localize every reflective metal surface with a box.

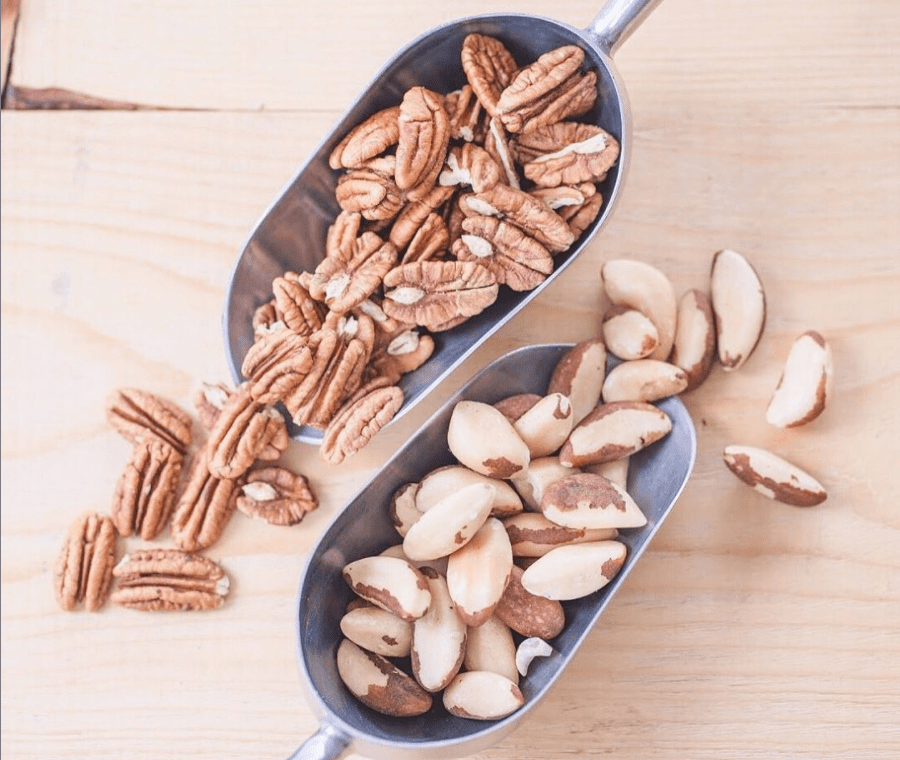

[223,0,663,444]
[289,343,696,760]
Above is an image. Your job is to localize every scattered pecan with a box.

[110,548,230,612]
[307,229,398,314]
[439,142,502,194]
[320,384,405,464]
[395,86,450,199]
[336,165,403,222]
[236,467,318,526]
[273,272,326,336]
[170,447,243,552]
[329,106,401,170]
[495,45,597,133]
[382,260,499,332]
[453,215,553,292]
[106,388,193,456]
[111,438,183,540]
[206,383,287,480]
[193,381,233,430]
[54,512,118,612]
[461,34,519,117]
[514,122,619,188]
[459,184,575,254]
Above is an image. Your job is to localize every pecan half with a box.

[54,512,118,612]
[242,327,315,404]
[329,106,401,170]
[459,184,575,254]
[206,383,287,479]
[454,215,553,292]
[111,438,183,540]
[320,384,405,464]
[106,388,193,456]
[369,329,436,384]
[308,230,398,314]
[110,548,230,611]
[336,166,403,222]
[252,300,284,339]
[461,34,519,117]
[193,381,233,431]
[495,46,597,133]
[514,123,619,188]
[400,212,449,265]
[272,272,326,336]
[170,447,243,552]
[439,142,502,195]
[236,467,318,526]
[444,85,489,143]
[389,185,455,251]
[561,189,604,239]
[395,86,450,199]
[484,117,520,189]
[382,260,499,331]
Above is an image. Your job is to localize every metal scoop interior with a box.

[292,343,696,760]
[223,11,638,444]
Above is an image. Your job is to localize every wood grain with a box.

[2,1,899,758]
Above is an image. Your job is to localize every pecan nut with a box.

[453,215,553,292]
[106,388,193,455]
[170,447,242,552]
[459,184,575,254]
[444,84,489,143]
[336,166,403,222]
[252,299,284,339]
[395,86,450,199]
[400,212,450,265]
[382,260,499,331]
[388,185,455,252]
[438,143,502,194]
[236,467,319,526]
[111,438,183,540]
[461,34,519,117]
[484,117,520,189]
[241,327,315,404]
[514,123,619,188]
[193,381,233,431]
[495,46,597,133]
[307,229,398,314]
[329,106,401,170]
[320,384,405,464]
[272,272,326,336]
[54,512,118,612]
[369,329,436,384]
[110,548,230,611]
[206,383,287,479]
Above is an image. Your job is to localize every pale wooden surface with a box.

[1,0,899,758]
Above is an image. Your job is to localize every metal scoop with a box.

[223,0,664,444]
[288,343,696,760]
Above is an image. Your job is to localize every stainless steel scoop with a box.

[223,0,664,444]
[288,343,696,760]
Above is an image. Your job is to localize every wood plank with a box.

[6,0,899,111]
[2,96,898,759]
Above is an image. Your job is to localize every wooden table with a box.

[2,1,898,758]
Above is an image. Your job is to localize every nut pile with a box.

[242,33,620,464]
[334,346,673,720]
[53,382,319,613]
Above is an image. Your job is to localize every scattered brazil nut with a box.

[559,401,672,467]
[765,330,833,428]
[442,670,525,720]
[601,305,659,360]
[600,258,677,362]
[722,445,827,507]
[336,638,433,717]
[710,248,766,371]
[601,359,688,403]
[669,288,716,391]
[520,540,627,601]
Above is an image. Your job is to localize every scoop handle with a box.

[586,0,665,55]
[285,722,352,760]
